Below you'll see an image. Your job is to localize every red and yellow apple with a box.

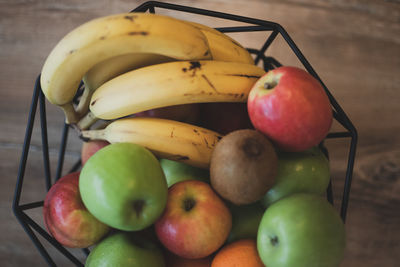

[81,140,109,165]
[247,66,332,152]
[43,172,109,248]
[155,180,232,259]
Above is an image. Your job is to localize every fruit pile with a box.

[41,12,345,267]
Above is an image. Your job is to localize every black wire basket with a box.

[13,1,358,266]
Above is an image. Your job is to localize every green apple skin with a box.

[160,158,209,187]
[226,202,265,243]
[261,146,330,207]
[257,193,345,267]
[85,232,165,267]
[79,143,168,231]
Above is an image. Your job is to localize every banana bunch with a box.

[41,12,212,123]
[40,11,266,167]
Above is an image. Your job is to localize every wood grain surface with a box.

[1,0,399,266]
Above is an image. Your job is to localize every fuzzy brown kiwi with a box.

[210,129,278,205]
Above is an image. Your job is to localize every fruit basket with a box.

[13,1,357,266]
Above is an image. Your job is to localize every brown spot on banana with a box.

[191,141,200,146]
[226,93,239,97]
[183,91,246,99]
[201,74,219,93]
[128,31,149,36]
[187,61,202,77]
[189,61,201,70]
[203,138,212,149]
[124,15,137,21]
[211,138,217,147]
[225,74,262,79]
[183,93,196,96]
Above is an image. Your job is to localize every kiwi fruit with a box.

[210,129,278,205]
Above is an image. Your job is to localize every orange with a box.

[211,239,265,267]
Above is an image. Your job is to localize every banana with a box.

[40,12,211,123]
[81,117,223,169]
[89,60,265,120]
[76,21,254,118]
[76,53,174,116]
[188,21,254,64]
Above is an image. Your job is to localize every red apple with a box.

[43,172,109,248]
[197,103,253,135]
[155,180,232,259]
[247,66,332,152]
[81,140,109,165]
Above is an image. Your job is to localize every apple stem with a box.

[264,81,277,90]
[183,198,196,212]
[133,200,145,218]
[270,235,279,246]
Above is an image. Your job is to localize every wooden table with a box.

[1,0,399,266]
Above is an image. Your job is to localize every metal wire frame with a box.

[12,1,357,266]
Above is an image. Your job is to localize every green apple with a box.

[257,193,345,267]
[226,202,265,243]
[86,231,165,267]
[261,146,330,207]
[79,143,168,231]
[159,158,209,187]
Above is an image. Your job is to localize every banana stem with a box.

[77,111,99,130]
[80,129,106,142]
[61,103,80,124]
[76,86,93,116]
[91,120,111,130]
